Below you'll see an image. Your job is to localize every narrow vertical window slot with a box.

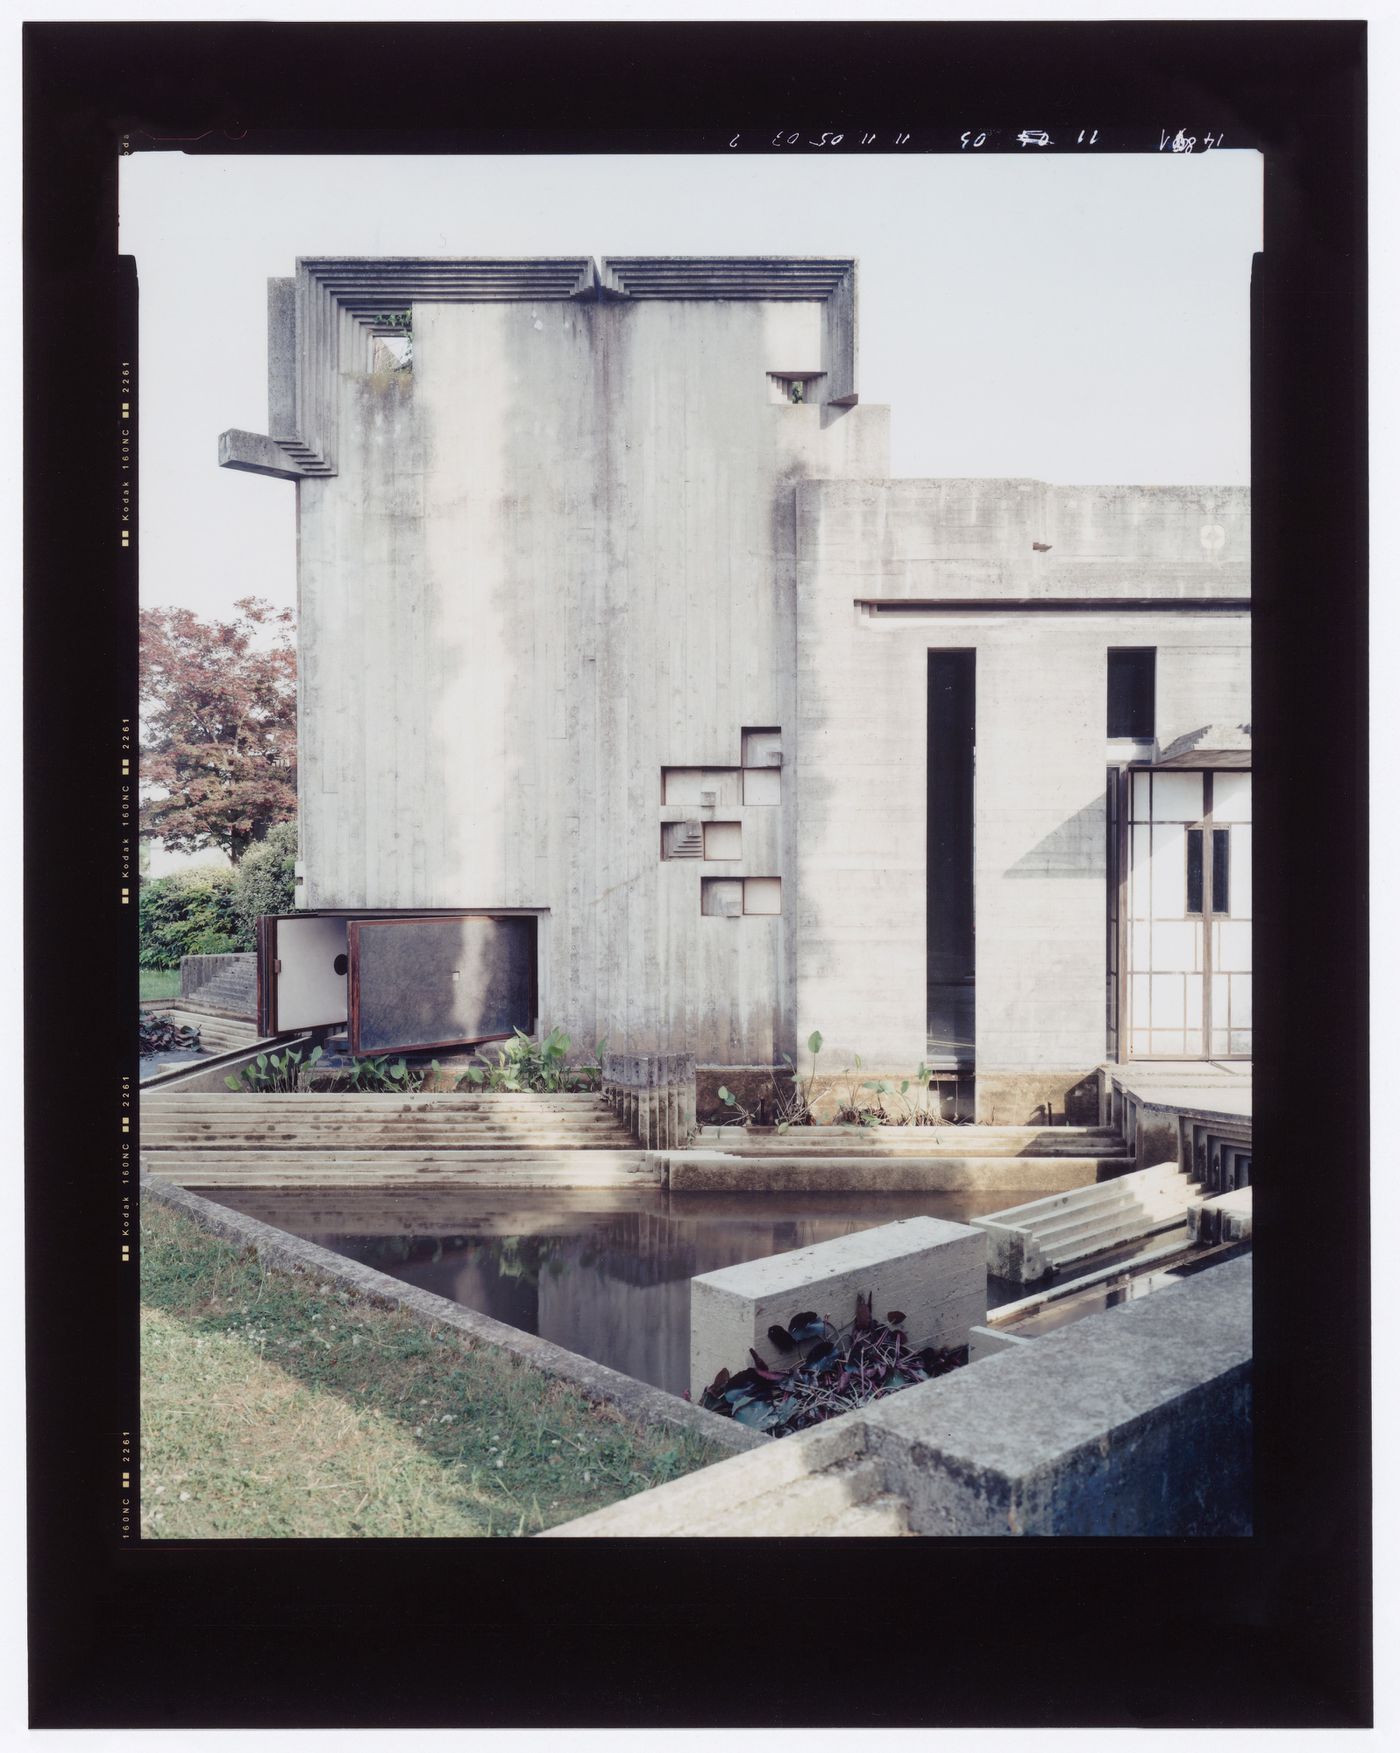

[928,651,976,1069]
[1185,828,1205,915]
[1211,828,1231,916]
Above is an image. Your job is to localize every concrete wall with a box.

[794,479,1249,1116]
[230,260,1249,1088]
[295,287,887,1064]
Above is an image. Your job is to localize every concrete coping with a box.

[141,1176,762,1458]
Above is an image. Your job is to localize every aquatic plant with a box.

[695,1291,965,1437]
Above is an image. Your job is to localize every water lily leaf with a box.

[733,1398,777,1429]
[807,1030,823,1055]
[787,1311,824,1344]
[886,1310,907,1328]
[766,1324,796,1353]
[804,1340,840,1373]
[706,1367,731,1398]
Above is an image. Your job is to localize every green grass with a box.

[140,1199,726,1538]
[139,969,182,1002]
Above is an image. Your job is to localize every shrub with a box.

[138,867,242,970]
[457,1028,606,1094]
[230,820,298,945]
[696,1292,966,1436]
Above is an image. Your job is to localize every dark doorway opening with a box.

[927,650,976,1069]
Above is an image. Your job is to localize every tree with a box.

[139,597,297,863]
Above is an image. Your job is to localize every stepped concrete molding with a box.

[689,1215,985,1400]
[973,1159,1199,1282]
[603,1051,696,1149]
[547,1253,1252,1537]
[1188,1185,1253,1245]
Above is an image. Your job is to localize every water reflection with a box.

[212,1187,1015,1397]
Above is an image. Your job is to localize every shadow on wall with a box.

[1004,792,1107,879]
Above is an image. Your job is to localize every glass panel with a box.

[1151,921,1195,970]
[1130,1029,1151,1057]
[1185,828,1204,914]
[1130,827,1153,916]
[1153,822,1187,917]
[1151,974,1185,1028]
[1185,974,1203,1029]
[1212,972,1230,1031]
[1229,1030,1252,1055]
[1212,771,1252,822]
[1231,825,1252,917]
[1216,921,1251,972]
[1130,974,1151,1027]
[1211,829,1231,915]
[1183,1029,1204,1056]
[1151,1031,1185,1057]
[1152,771,1203,822]
[1132,772,1152,822]
[1131,921,1151,970]
[1231,973,1252,1028]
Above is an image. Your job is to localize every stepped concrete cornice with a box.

[218,255,862,480]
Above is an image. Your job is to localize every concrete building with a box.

[220,256,1249,1121]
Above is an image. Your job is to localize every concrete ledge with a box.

[663,1151,1110,1194]
[691,1215,984,1397]
[861,1254,1252,1535]
[140,1176,761,1457]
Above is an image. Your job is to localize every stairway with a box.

[142,1008,265,1055]
[178,953,258,1019]
[139,1091,652,1190]
[972,1159,1200,1283]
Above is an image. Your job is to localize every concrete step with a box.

[667,1152,1123,1194]
[1030,1180,1192,1245]
[1041,1210,1188,1269]
[696,1125,1127,1158]
[680,1456,888,1537]
[978,1160,1188,1227]
[141,1092,614,1109]
[141,1148,663,1190]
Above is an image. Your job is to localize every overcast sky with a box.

[120,149,1261,620]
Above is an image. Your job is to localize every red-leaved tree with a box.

[139,597,297,863]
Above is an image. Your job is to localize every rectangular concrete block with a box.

[690,1215,986,1400]
[968,1324,1035,1363]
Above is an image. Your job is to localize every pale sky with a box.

[120,150,1261,620]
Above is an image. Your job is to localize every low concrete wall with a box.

[690,1215,985,1398]
[664,1150,1109,1194]
[179,952,258,1019]
[548,1254,1252,1536]
[861,1254,1252,1534]
[141,1176,761,1457]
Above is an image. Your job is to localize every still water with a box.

[211,1186,1020,1397]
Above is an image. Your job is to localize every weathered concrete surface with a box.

[968,1324,1034,1362]
[179,952,258,1019]
[793,476,1249,1107]
[861,1253,1252,1534]
[545,1252,1252,1536]
[690,1215,985,1397]
[141,1175,760,1456]
[293,274,887,1069]
[665,1150,1112,1195]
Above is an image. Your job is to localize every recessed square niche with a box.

[701,878,744,918]
[743,877,782,915]
[741,727,783,767]
[742,767,781,806]
[703,822,742,860]
[663,767,743,808]
[702,876,781,917]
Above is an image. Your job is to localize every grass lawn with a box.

[140,1199,726,1538]
[139,969,182,1003]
